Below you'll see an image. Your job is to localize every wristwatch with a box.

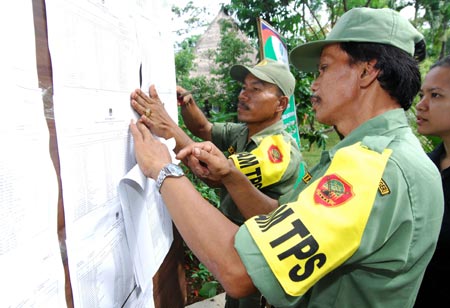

[156,163,185,192]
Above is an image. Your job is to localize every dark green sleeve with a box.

[211,122,245,152]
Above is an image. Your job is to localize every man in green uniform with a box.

[131,59,303,307]
[129,7,444,308]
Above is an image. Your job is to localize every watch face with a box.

[156,163,184,192]
[166,164,183,176]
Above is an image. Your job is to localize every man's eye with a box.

[319,65,327,71]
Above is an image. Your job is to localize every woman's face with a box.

[416,66,450,139]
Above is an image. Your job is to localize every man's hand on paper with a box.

[130,85,176,140]
[130,119,172,180]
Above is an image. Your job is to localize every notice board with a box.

[0,0,186,307]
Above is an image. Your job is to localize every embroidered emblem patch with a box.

[314,174,353,207]
[268,145,283,163]
[378,178,390,196]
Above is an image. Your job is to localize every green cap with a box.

[290,7,424,72]
[230,58,295,97]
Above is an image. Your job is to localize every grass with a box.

[301,129,341,168]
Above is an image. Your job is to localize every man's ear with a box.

[277,96,289,112]
[360,59,379,88]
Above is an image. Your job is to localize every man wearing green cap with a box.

[129,7,444,307]
[130,58,303,307]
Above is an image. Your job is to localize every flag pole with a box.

[256,17,264,60]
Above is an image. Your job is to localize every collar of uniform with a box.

[329,108,408,158]
[249,120,285,145]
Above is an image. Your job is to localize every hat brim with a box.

[229,65,250,83]
[289,39,345,72]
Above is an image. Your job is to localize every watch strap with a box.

[156,163,184,192]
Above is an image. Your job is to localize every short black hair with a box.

[340,42,423,110]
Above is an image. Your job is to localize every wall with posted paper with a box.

[0,0,180,307]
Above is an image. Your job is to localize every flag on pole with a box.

[257,18,301,148]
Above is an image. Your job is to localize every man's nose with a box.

[238,90,249,101]
[311,79,319,92]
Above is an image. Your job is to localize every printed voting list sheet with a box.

[0,0,66,307]
[45,0,177,306]
[119,139,176,291]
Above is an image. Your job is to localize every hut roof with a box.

[190,9,258,79]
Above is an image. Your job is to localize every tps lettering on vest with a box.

[235,152,263,188]
[244,143,392,295]
[254,204,326,281]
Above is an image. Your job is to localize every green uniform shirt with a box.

[235,109,444,308]
[212,120,304,225]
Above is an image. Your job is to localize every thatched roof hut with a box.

[190,9,258,79]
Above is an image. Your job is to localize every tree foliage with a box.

[173,0,449,149]
[224,0,449,149]
[226,0,449,58]
[173,7,256,123]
